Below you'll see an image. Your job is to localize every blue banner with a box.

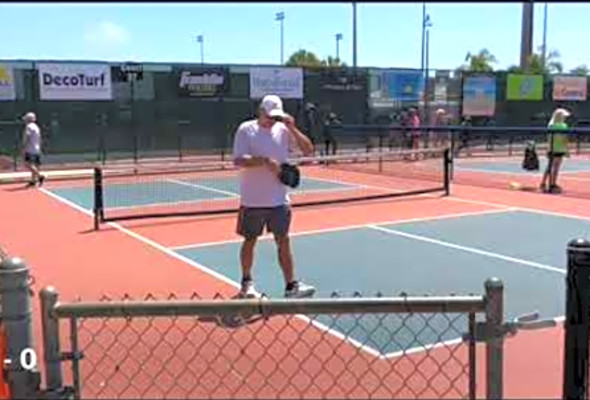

[383,70,425,102]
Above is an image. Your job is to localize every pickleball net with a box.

[92,147,451,228]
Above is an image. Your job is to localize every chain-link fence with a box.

[37,279,511,400]
[0,256,559,399]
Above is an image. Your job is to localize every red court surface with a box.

[0,177,579,398]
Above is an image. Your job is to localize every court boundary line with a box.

[366,225,564,275]
[454,166,590,180]
[38,187,393,361]
[165,178,240,198]
[444,195,590,223]
[37,187,575,367]
[170,207,516,251]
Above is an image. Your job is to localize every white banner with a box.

[553,76,587,101]
[0,64,16,101]
[249,67,303,99]
[38,63,112,100]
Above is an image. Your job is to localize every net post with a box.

[484,277,504,400]
[562,238,590,400]
[133,132,139,164]
[178,129,182,162]
[39,287,64,395]
[443,148,451,195]
[93,167,104,231]
[0,257,41,399]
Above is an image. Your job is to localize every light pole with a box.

[196,35,204,64]
[335,33,343,61]
[352,2,357,68]
[542,3,548,66]
[424,14,432,125]
[275,12,285,65]
[420,3,426,72]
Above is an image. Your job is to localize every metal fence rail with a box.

[37,279,509,400]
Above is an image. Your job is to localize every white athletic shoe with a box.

[285,281,316,298]
[237,280,257,299]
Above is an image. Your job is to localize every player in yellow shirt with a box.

[540,108,570,194]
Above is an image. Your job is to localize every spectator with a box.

[540,108,571,194]
[21,112,44,187]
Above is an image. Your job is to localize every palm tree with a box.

[459,49,498,72]
[285,50,323,68]
[508,46,563,74]
[570,65,589,76]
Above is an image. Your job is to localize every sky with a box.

[0,2,588,72]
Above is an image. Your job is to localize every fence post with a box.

[40,287,65,396]
[0,257,41,399]
[484,277,504,400]
[562,238,590,400]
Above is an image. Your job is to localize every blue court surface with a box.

[171,208,585,355]
[455,157,590,175]
[49,176,360,210]
[46,177,587,357]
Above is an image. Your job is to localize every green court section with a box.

[48,176,359,211]
[175,210,571,354]
[455,158,590,174]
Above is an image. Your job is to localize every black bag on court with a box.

[522,141,539,171]
[278,163,300,188]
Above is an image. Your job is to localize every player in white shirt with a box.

[21,112,44,187]
[232,95,315,299]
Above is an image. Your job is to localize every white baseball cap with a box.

[22,112,36,122]
[260,95,286,118]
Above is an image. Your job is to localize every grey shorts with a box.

[236,205,292,239]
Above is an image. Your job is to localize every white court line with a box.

[382,313,567,359]
[40,187,570,362]
[455,166,590,181]
[171,207,516,251]
[38,187,390,360]
[366,224,565,275]
[165,178,240,198]
[445,196,590,223]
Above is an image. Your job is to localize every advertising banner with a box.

[552,76,587,101]
[177,68,228,97]
[506,74,543,101]
[318,69,366,92]
[249,67,303,99]
[38,63,112,100]
[462,75,496,116]
[384,70,424,102]
[0,64,16,101]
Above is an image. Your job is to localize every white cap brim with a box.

[268,108,285,118]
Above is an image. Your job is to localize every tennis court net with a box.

[93,148,451,228]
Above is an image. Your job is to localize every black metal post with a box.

[93,167,104,231]
[444,148,451,196]
[563,238,590,400]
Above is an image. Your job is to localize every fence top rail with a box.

[331,124,590,135]
[52,295,486,319]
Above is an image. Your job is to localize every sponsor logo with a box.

[322,76,363,91]
[0,67,12,85]
[42,72,106,88]
[179,71,224,96]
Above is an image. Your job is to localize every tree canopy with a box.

[285,49,346,68]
